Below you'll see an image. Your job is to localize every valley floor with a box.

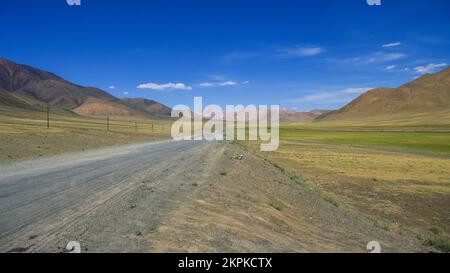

[244,129,450,252]
[0,140,425,253]
[1,108,448,252]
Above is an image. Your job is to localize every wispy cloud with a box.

[340,87,374,94]
[275,46,324,58]
[222,45,324,62]
[219,81,238,86]
[198,80,244,88]
[386,65,396,71]
[385,65,413,72]
[222,51,258,62]
[289,92,346,104]
[286,92,356,104]
[198,82,214,87]
[108,86,116,90]
[207,74,227,81]
[285,87,373,104]
[137,82,192,91]
[365,52,406,63]
[382,41,402,48]
[381,53,406,62]
[414,63,447,74]
[330,51,406,66]
[123,91,130,96]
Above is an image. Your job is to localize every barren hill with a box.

[0,57,171,118]
[121,98,172,117]
[317,67,450,125]
[0,58,117,109]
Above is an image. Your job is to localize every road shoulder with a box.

[148,142,423,253]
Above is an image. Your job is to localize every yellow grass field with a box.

[244,125,450,252]
[0,105,172,164]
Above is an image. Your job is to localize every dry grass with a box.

[0,105,172,164]
[244,127,450,250]
[275,141,450,188]
[149,142,423,253]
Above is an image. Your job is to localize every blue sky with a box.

[1,0,449,111]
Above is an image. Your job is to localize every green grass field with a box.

[244,124,450,251]
[281,127,450,155]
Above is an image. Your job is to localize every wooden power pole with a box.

[47,104,50,129]
[107,116,110,132]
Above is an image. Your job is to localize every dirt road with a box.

[0,140,221,252]
[0,140,423,253]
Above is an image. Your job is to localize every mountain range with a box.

[0,57,171,118]
[1,57,449,125]
[316,66,450,125]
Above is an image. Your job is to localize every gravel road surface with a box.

[0,140,220,253]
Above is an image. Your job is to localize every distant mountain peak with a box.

[280,108,332,123]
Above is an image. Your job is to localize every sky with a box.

[1,0,449,111]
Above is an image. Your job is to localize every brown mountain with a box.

[0,57,171,117]
[0,58,62,91]
[121,98,172,117]
[280,109,331,123]
[0,58,116,109]
[317,67,450,125]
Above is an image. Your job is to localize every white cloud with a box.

[137,82,192,91]
[219,81,238,86]
[198,82,214,87]
[329,52,406,66]
[123,91,130,96]
[386,65,413,72]
[285,87,372,104]
[287,92,350,104]
[276,46,323,57]
[222,45,324,62]
[414,63,447,74]
[222,51,258,62]
[198,80,247,88]
[108,86,116,90]
[382,42,402,48]
[386,65,396,71]
[340,87,373,94]
[371,52,406,63]
[295,92,341,103]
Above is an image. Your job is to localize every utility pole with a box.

[47,104,50,129]
[135,122,137,133]
[107,116,110,132]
